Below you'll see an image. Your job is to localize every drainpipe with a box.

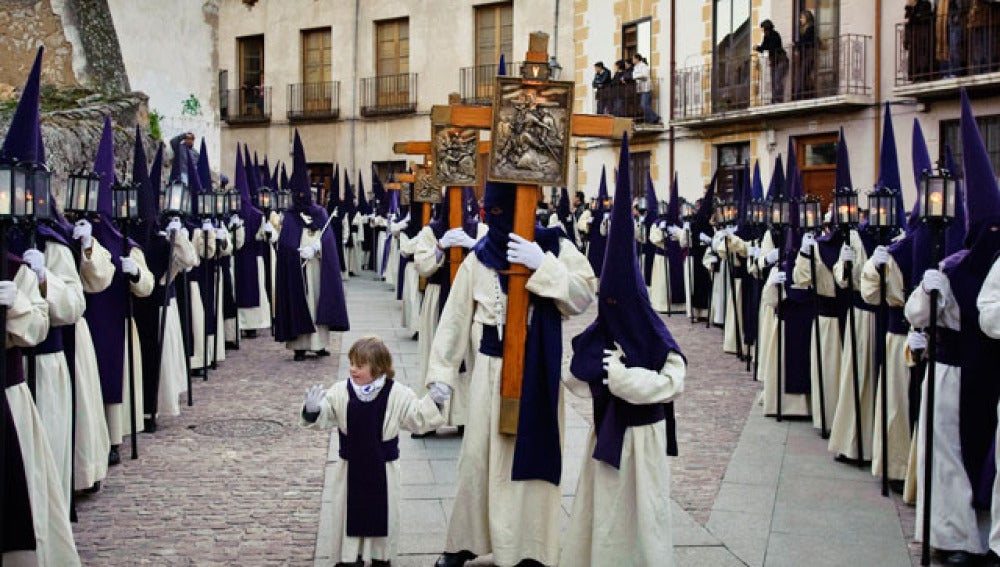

[668,0,676,179]
[553,0,559,60]
[873,0,882,184]
[351,0,360,176]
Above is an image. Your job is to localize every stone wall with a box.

[0,0,79,88]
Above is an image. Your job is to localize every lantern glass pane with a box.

[0,167,11,217]
[87,177,100,212]
[925,178,945,218]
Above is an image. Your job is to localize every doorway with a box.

[795,133,838,210]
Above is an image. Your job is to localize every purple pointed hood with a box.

[356,171,370,215]
[752,161,763,201]
[498,53,507,76]
[766,155,785,200]
[1,47,43,164]
[643,172,659,228]
[910,118,932,230]
[960,88,1000,248]
[835,127,853,191]
[148,142,164,217]
[95,116,117,218]
[197,138,212,189]
[665,173,681,225]
[289,130,315,212]
[133,126,156,224]
[877,103,906,225]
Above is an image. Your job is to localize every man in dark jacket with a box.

[755,20,788,103]
[592,61,612,114]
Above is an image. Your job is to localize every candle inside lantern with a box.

[0,189,10,217]
[929,190,943,216]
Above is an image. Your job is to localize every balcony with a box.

[672,34,871,131]
[287,81,340,121]
[593,79,664,132]
[221,86,271,125]
[459,62,522,105]
[360,73,418,117]
[895,13,1000,99]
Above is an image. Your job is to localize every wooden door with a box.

[796,133,838,210]
[302,28,332,111]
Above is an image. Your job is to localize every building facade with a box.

[217,0,572,194]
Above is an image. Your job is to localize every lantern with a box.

[111,181,139,222]
[921,168,956,222]
[681,200,696,221]
[197,191,218,219]
[28,164,52,221]
[275,189,291,211]
[521,60,551,82]
[65,169,101,215]
[227,191,241,217]
[636,196,648,213]
[255,186,273,211]
[658,200,669,216]
[769,195,791,227]
[833,186,860,227]
[867,186,899,229]
[0,161,33,218]
[160,180,191,216]
[799,197,823,231]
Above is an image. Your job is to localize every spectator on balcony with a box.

[756,19,789,103]
[592,61,612,114]
[609,60,627,117]
[792,10,817,100]
[905,0,936,81]
[938,0,968,78]
[968,0,995,73]
[632,53,662,125]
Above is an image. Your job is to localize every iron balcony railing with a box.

[896,11,1000,86]
[287,81,340,121]
[673,34,871,120]
[593,78,662,124]
[360,73,418,117]
[222,86,271,124]
[459,62,523,105]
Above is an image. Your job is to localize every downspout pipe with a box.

[351,0,360,176]
[668,0,676,179]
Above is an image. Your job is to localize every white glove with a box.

[262,221,275,236]
[201,220,214,233]
[165,217,183,236]
[120,256,139,276]
[507,233,546,270]
[682,221,691,231]
[707,253,719,266]
[602,347,626,376]
[72,219,93,249]
[921,269,948,294]
[215,225,230,241]
[603,212,611,221]
[439,227,476,250]
[298,241,321,260]
[725,226,737,236]
[428,382,452,404]
[390,221,408,236]
[667,226,681,238]
[229,213,242,228]
[764,248,780,266]
[800,232,817,254]
[0,281,16,308]
[907,331,928,351]
[22,249,45,283]
[838,245,855,264]
[766,270,787,287]
[699,232,713,245]
[304,384,325,414]
[747,245,760,259]
[871,245,890,267]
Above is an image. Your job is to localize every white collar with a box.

[350,375,386,402]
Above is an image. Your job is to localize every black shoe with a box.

[515,560,546,567]
[411,331,419,340]
[81,481,101,495]
[191,368,206,378]
[984,551,1000,567]
[434,551,476,567]
[293,350,307,362]
[108,446,121,466]
[412,429,438,439]
[939,550,975,566]
[833,454,866,466]
[225,341,239,350]
[143,417,157,433]
[371,560,391,567]
[315,349,331,357]
[888,480,905,495]
[242,330,258,339]
[457,425,465,437]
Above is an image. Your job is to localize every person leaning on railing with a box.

[904,0,935,81]
[755,19,789,103]
[631,53,662,125]
[592,61,612,115]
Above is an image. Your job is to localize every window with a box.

[475,2,513,68]
[238,35,265,117]
[940,116,1000,177]
[630,151,651,199]
[308,163,333,205]
[372,160,407,186]
[376,18,409,77]
[218,70,228,119]
[795,0,839,43]
[302,28,331,84]
[796,134,838,209]
[622,18,651,62]
[716,142,750,202]
[712,0,752,112]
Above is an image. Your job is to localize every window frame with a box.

[475,2,514,69]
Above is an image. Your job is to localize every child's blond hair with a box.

[347,335,395,380]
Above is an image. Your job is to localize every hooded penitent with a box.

[688,170,717,311]
[939,89,1000,509]
[470,179,565,484]
[664,173,686,306]
[327,164,347,274]
[379,187,400,276]
[273,131,349,343]
[641,172,660,283]
[586,167,610,276]
[233,148,265,311]
[816,128,853,282]
[426,184,477,315]
[571,133,683,467]
[556,186,573,239]
[84,116,139,408]
[0,45,42,555]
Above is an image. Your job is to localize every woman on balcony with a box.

[756,19,789,103]
[904,0,936,81]
[792,10,817,100]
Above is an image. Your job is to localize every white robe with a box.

[860,253,912,481]
[238,220,273,332]
[561,353,686,567]
[828,232,874,460]
[223,223,246,342]
[703,234,726,326]
[426,239,596,566]
[154,230,199,417]
[399,232,421,335]
[189,228,217,370]
[75,239,115,490]
[3,264,81,567]
[977,257,1000,554]
[758,260,812,417]
[281,215,332,352]
[716,233,748,356]
[648,225,687,314]
[28,240,86,507]
[301,380,444,563]
[907,274,986,554]
[351,214,368,273]
[102,247,155,446]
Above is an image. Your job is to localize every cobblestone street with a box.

[73,271,917,566]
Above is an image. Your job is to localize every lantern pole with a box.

[804,199,829,439]
[770,197,787,423]
[839,189,865,468]
[201,196,212,382]
[723,207,744,362]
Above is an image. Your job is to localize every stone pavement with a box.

[72,269,929,566]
